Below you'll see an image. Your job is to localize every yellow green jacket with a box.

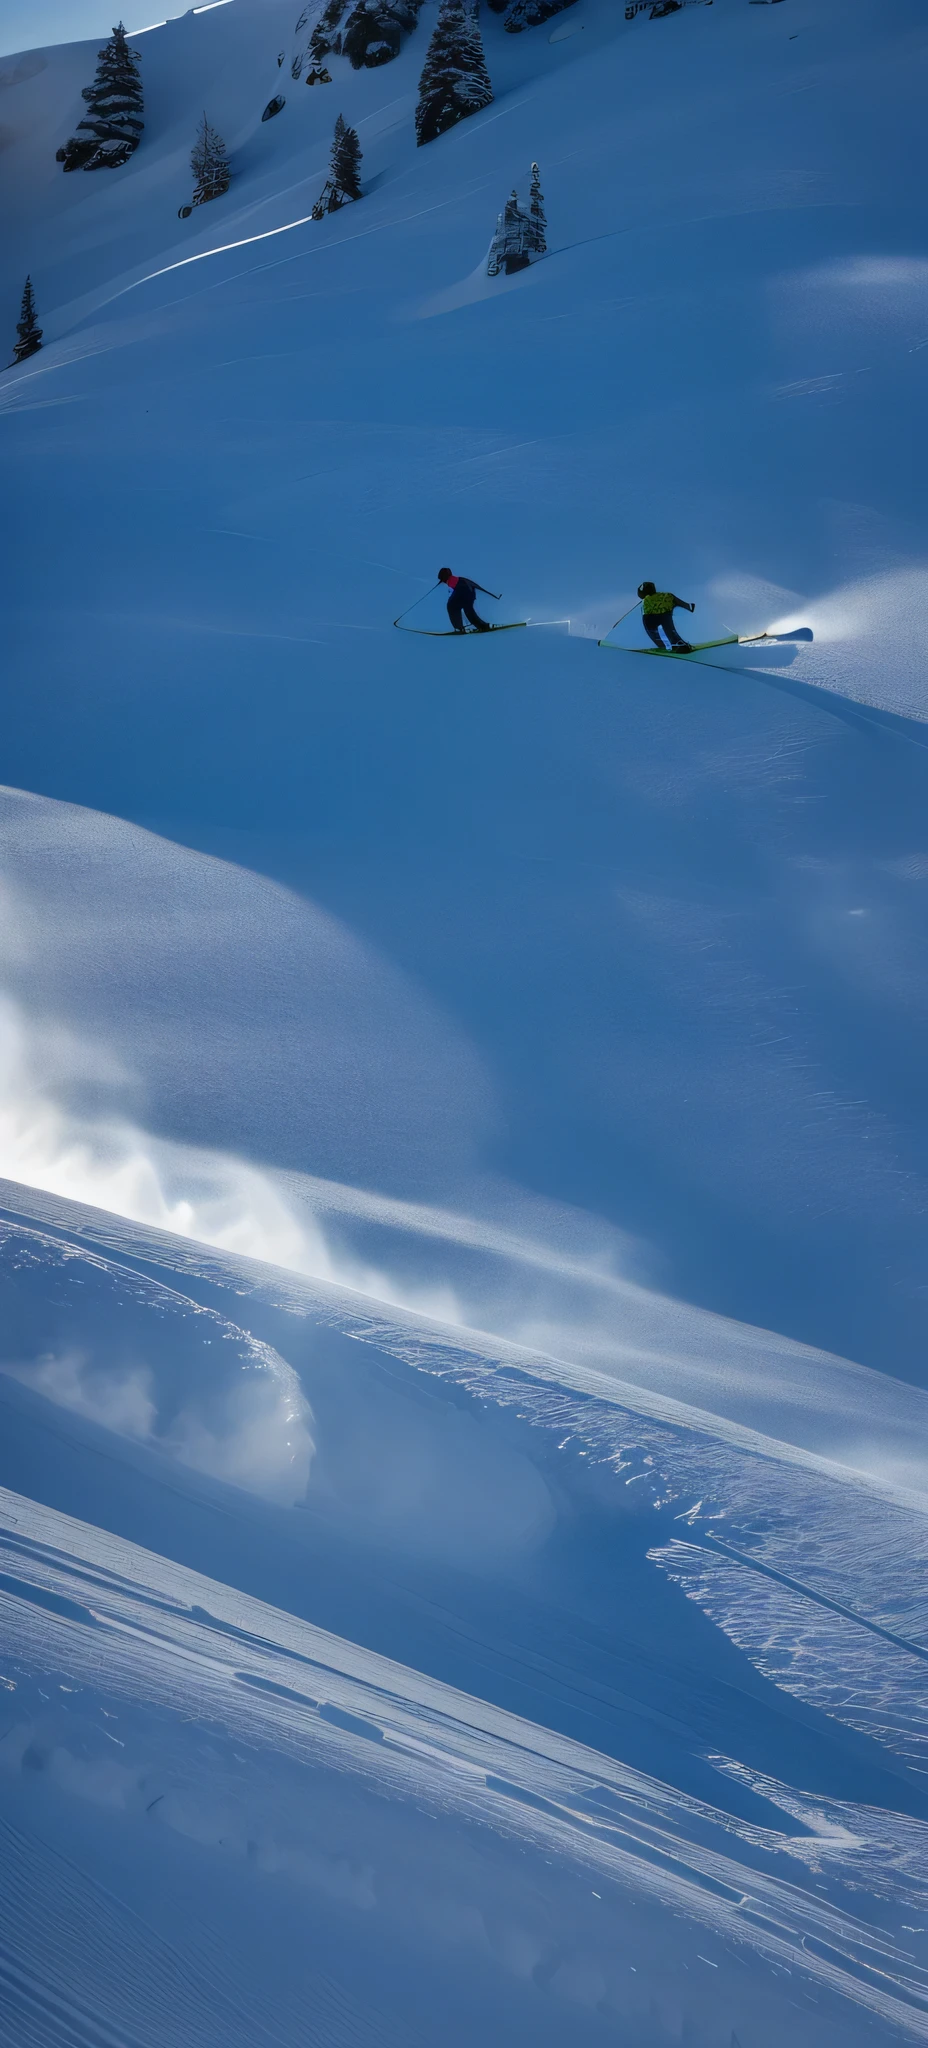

[641,591,684,616]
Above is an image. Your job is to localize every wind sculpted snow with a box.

[6,1479,928,2048]
[1,0,927,2042]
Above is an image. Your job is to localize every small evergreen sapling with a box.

[11,276,43,364]
[190,113,231,204]
[415,0,492,148]
[312,113,363,214]
[56,22,143,171]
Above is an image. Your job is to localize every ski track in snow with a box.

[3,1478,928,2045]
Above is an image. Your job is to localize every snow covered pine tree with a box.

[10,276,42,363]
[416,0,492,146]
[190,114,231,204]
[342,0,424,68]
[56,22,143,171]
[312,113,363,214]
[487,165,545,276]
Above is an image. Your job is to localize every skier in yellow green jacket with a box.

[637,581,696,652]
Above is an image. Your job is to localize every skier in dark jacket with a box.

[638,581,695,652]
[438,567,493,634]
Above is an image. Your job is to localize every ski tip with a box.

[736,627,813,644]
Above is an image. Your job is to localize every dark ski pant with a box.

[447,585,490,633]
[644,612,688,649]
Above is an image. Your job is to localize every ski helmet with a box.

[437,566,452,582]
[637,581,656,598]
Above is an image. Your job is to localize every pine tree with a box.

[415,0,492,147]
[341,0,423,69]
[190,113,231,204]
[331,111,363,197]
[56,22,143,171]
[312,112,363,213]
[11,277,43,364]
[526,161,547,257]
[487,168,544,279]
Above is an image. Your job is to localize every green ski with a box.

[599,633,769,656]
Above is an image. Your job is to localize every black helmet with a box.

[637,581,656,598]
[437,566,452,582]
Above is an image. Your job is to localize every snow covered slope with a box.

[5,1189,928,2046]
[6,1473,928,2048]
[2,0,928,2041]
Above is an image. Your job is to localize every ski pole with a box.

[599,600,642,648]
[393,583,441,627]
